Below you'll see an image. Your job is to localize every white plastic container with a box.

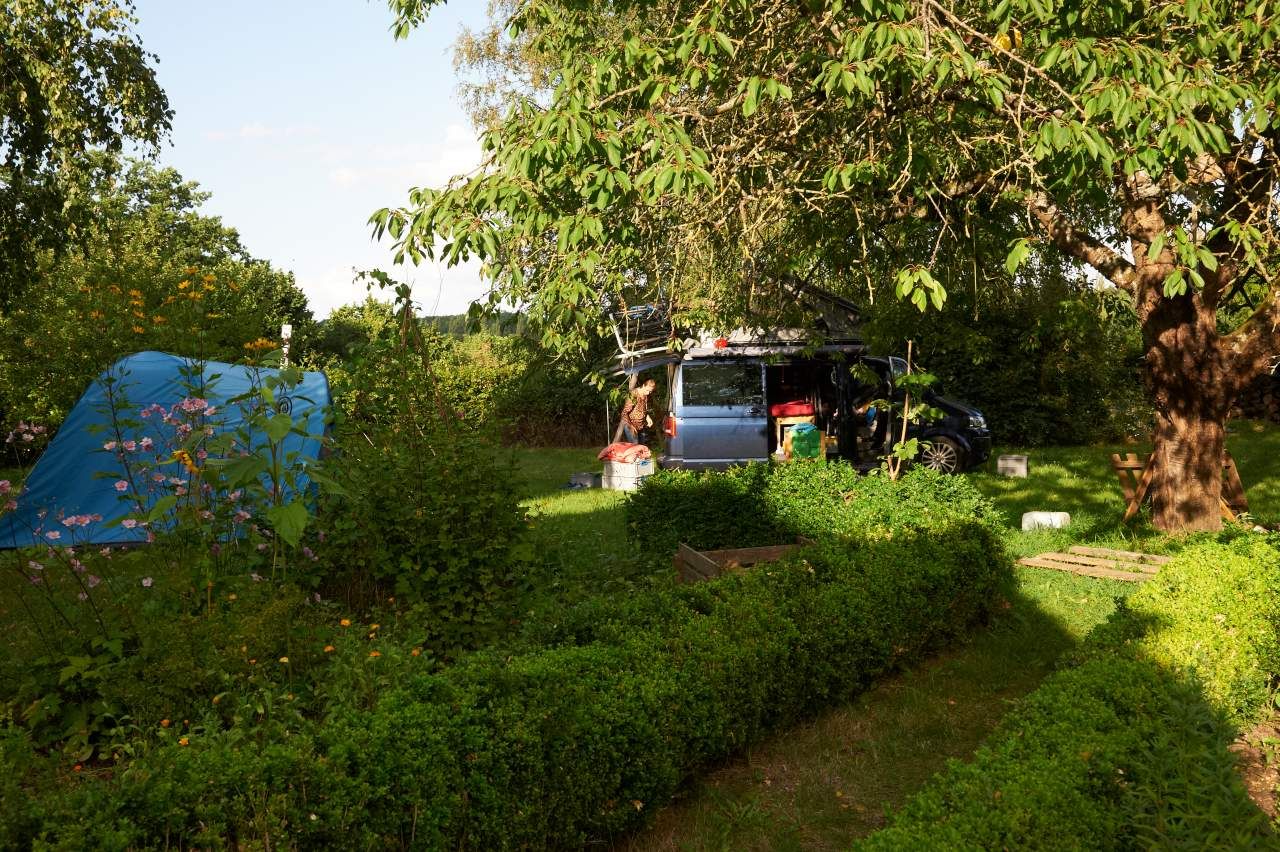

[998,455,1029,477]
[602,458,654,491]
[1021,511,1071,531]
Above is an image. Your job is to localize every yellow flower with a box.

[339,618,351,627]
[184,266,198,275]
[227,593,237,601]
[212,695,221,704]
[323,645,335,653]
[410,648,421,657]
[369,623,380,631]
[278,656,290,664]
[173,449,200,475]
[132,325,146,334]
[128,289,143,298]
[178,737,189,746]
[202,273,216,284]
[177,280,190,290]
[152,316,167,324]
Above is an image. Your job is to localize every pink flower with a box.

[233,510,251,523]
[199,510,214,520]
[3,500,15,511]
[86,575,101,588]
[205,406,217,417]
[0,480,10,494]
[77,591,87,601]
[153,473,166,482]
[196,448,208,460]
[121,518,138,529]
[114,480,129,492]
[122,440,137,452]
[227,490,242,501]
[103,441,118,451]
[100,547,112,556]
[44,530,61,541]
[70,559,85,573]
[27,560,42,571]
[141,577,153,588]
[139,437,154,450]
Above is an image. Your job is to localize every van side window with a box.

[682,363,763,407]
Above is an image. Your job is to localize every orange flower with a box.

[132,325,146,334]
[160,719,170,728]
[339,618,351,627]
[410,648,421,657]
[368,650,381,658]
[323,645,335,653]
[178,737,189,746]
[73,764,83,772]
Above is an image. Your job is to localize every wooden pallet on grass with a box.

[1016,546,1172,583]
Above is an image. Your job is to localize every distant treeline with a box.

[421,311,527,337]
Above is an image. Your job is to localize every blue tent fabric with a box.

[0,351,329,549]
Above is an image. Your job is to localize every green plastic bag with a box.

[790,423,822,459]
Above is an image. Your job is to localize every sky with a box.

[130,0,493,318]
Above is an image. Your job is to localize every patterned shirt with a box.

[621,391,649,431]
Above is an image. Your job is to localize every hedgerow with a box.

[4,468,1009,848]
[627,463,1005,573]
[860,538,1280,849]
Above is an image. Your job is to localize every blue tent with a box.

[0,351,329,548]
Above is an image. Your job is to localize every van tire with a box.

[920,436,964,474]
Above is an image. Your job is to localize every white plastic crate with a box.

[602,458,654,491]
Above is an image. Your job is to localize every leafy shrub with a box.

[860,539,1280,849]
[863,272,1148,446]
[11,483,1010,848]
[628,463,1004,574]
[317,332,529,652]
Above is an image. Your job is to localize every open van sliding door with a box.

[676,361,768,467]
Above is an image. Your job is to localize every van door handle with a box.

[748,406,763,416]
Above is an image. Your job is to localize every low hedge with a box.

[860,537,1280,849]
[627,463,1004,573]
[6,474,1010,848]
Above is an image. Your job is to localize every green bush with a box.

[12,476,1009,848]
[860,539,1280,849]
[317,341,529,652]
[627,463,1005,574]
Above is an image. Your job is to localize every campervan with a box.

[623,332,991,473]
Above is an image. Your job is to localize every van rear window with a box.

[682,363,763,407]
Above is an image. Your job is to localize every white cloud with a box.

[203,123,318,142]
[322,122,483,191]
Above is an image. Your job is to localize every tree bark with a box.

[1126,188,1234,533]
[1140,293,1232,532]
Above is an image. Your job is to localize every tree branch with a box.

[1027,191,1137,292]
[1225,283,1280,389]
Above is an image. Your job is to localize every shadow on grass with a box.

[611,570,1131,852]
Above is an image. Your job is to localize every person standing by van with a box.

[620,379,657,443]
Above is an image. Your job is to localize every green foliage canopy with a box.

[0,0,172,303]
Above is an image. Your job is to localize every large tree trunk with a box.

[1126,186,1235,533]
[1139,280,1233,533]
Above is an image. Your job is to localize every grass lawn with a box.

[512,420,1280,850]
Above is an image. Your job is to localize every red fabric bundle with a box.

[769,400,815,417]
[597,442,652,462]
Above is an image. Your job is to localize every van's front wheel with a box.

[920,436,964,474]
